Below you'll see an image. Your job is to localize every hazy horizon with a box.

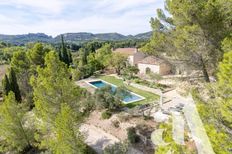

[0,0,164,37]
[0,31,152,37]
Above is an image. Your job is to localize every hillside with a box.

[0,33,53,45]
[0,32,152,45]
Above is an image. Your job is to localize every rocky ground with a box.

[80,111,157,153]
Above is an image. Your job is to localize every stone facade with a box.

[138,63,160,74]
[128,52,146,66]
[159,63,172,75]
[113,48,171,76]
[137,56,171,75]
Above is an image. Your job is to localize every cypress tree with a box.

[2,74,10,96]
[8,68,21,102]
[60,35,70,66]
[68,50,73,64]
[58,48,62,61]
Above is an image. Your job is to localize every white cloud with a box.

[94,0,156,12]
[0,0,75,14]
[0,0,165,36]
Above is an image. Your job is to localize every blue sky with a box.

[0,0,165,36]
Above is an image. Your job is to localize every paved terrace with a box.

[75,79,98,94]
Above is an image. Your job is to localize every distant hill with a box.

[94,33,127,41]
[0,31,152,45]
[54,32,96,42]
[53,32,151,43]
[134,31,152,39]
[0,33,53,45]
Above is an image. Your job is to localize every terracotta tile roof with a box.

[113,48,137,56]
[138,56,166,65]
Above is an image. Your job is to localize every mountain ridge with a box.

[0,31,152,45]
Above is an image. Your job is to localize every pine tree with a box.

[0,92,34,153]
[144,0,231,82]
[216,51,232,129]
[8,68,21,102]
[2,74,10,96]
[10,50,32,107]
[95,44,112,68]
[27,43,50,67]
[31,51,82,123]
[31,52,85,152]
[47,104,86,154]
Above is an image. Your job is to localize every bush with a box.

[101,110,112,119]
[115,86,131,100]
[133,78,169,91]
[148,73,163,81]
[111,120,120,128]
[85,145,97,154]
[127,127,140,144]
[104,142,128,154]
[118,113,131,122]
[133,78,140,84]
[95,85,122,111]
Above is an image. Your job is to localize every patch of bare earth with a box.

[80,111,157,153]
[86,111,157,140]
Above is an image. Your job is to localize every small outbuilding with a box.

[137,56,171,75]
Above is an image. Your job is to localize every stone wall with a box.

[138,63,160,74]
[159,63,171,75]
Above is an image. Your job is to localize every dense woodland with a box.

[0,0,231,153]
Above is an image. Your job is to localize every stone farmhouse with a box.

[113,48,146,66]
[137,56,171,75]
[112,48,171,75]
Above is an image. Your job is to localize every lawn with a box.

[99,75,159,108]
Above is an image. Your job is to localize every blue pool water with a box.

[89,80,144,103]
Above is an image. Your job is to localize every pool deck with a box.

[75,79,97,94]
[76,78,115,94]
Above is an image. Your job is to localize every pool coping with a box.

[85,79,145,104]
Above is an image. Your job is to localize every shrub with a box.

[133,78,140,84]
[127,127,140,144]
[111,120,120,128]
[104,142,128,154]
[85,145,97,154]
[101,110,112,119]
[148,73,163,81]
[95,85,122,111]
[115,86,131,100]
[118,113,131,122]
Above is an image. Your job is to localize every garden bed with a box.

[133,78,171,91]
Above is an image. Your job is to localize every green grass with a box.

[99,75,159,108]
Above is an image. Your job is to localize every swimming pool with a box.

[87,80,145,104]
